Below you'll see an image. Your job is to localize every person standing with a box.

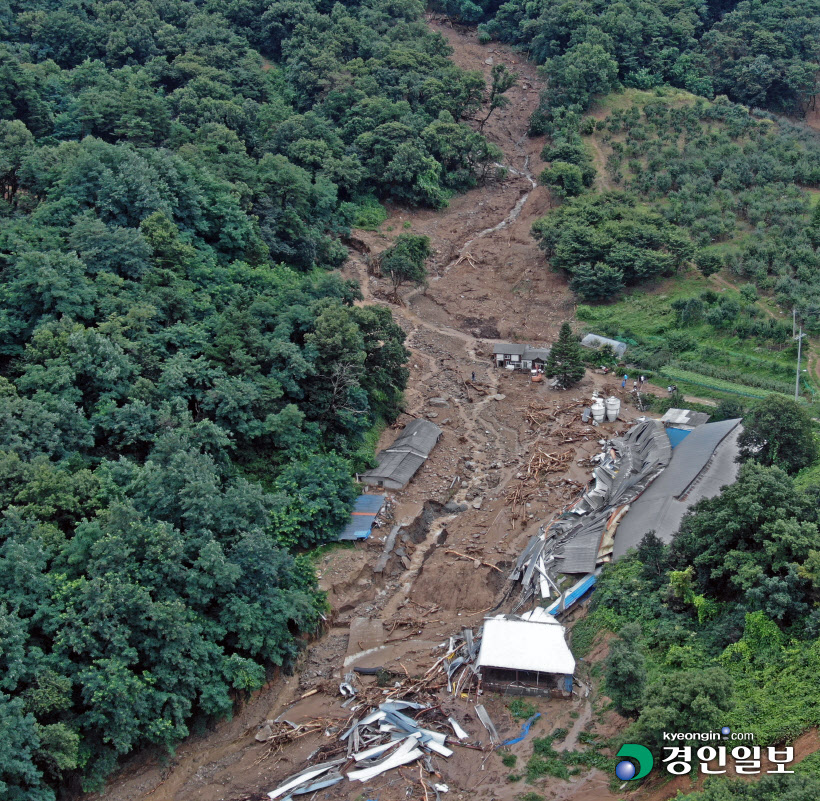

[632,380,638,392]
[471,371,476,382]
[622,374,628,388]
[640,375,646,387]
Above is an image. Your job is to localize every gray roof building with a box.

[581,334,628,358]
[493,343,526,356]
[523,347,551,362]
[612,418,742,556]
[360,419,442,490]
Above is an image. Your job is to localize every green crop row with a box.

[671,360,800,395]
[659,366,800,401]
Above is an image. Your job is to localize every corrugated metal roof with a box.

[553,513,608,574]
[478,616,576,675]
[338,495,385,541]
[613,419,742,554]
[581,334,628,357]
[646,418,740,499]
[362,451,426,486]
[493,343,526,355]
[387,419,442,458]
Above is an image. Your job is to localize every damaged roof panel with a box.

[612,419,743,555]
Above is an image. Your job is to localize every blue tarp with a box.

[498,713,541,747]
[338,494,385,541]
[666,427,691,449]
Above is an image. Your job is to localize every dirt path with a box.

[587,135,614,192]
[90,23,634,801]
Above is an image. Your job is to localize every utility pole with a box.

[795,323,806,401]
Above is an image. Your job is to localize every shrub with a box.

[508,698,538,721]
[352,196,388,230]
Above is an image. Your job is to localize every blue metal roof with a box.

[546,574,597,615]
[338,494,385,541]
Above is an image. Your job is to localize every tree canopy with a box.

[380,234,432,295]
[472,0,820,120]
[737,395,818,474]
[545,322,585,386]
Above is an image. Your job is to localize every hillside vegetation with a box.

[573,461,820,792]
[442,0,820,116]
[0,0,503,797]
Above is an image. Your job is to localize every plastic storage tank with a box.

[591,398,606,423]
[605,396,621,422]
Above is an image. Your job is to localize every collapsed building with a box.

[612,417,742,556]
[508,413,742,613]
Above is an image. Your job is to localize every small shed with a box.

[360,419,442,490]
[477,610,576,697]
[581,333,628,359]
[338,495,386,541]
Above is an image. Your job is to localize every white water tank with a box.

[605,396,621,422]
[591,398,606,423]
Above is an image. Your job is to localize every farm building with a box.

[612,417,743,556]
[580,333,628,358]
[477,607,575,697]
[359,419,442,490]
[338,494,386,541]
[493,343,551,370]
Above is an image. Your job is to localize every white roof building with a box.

[477,614,576,676]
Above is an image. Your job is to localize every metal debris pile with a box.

[509,418,673,603]
[265,700,470,800]
[426,628,482,697]
[265,631,489,800]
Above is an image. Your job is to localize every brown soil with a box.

[86,23,820,801]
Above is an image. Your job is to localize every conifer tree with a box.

[546,322,585,388]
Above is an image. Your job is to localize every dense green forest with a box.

[0,0,506,797]
[441,0,820,117]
